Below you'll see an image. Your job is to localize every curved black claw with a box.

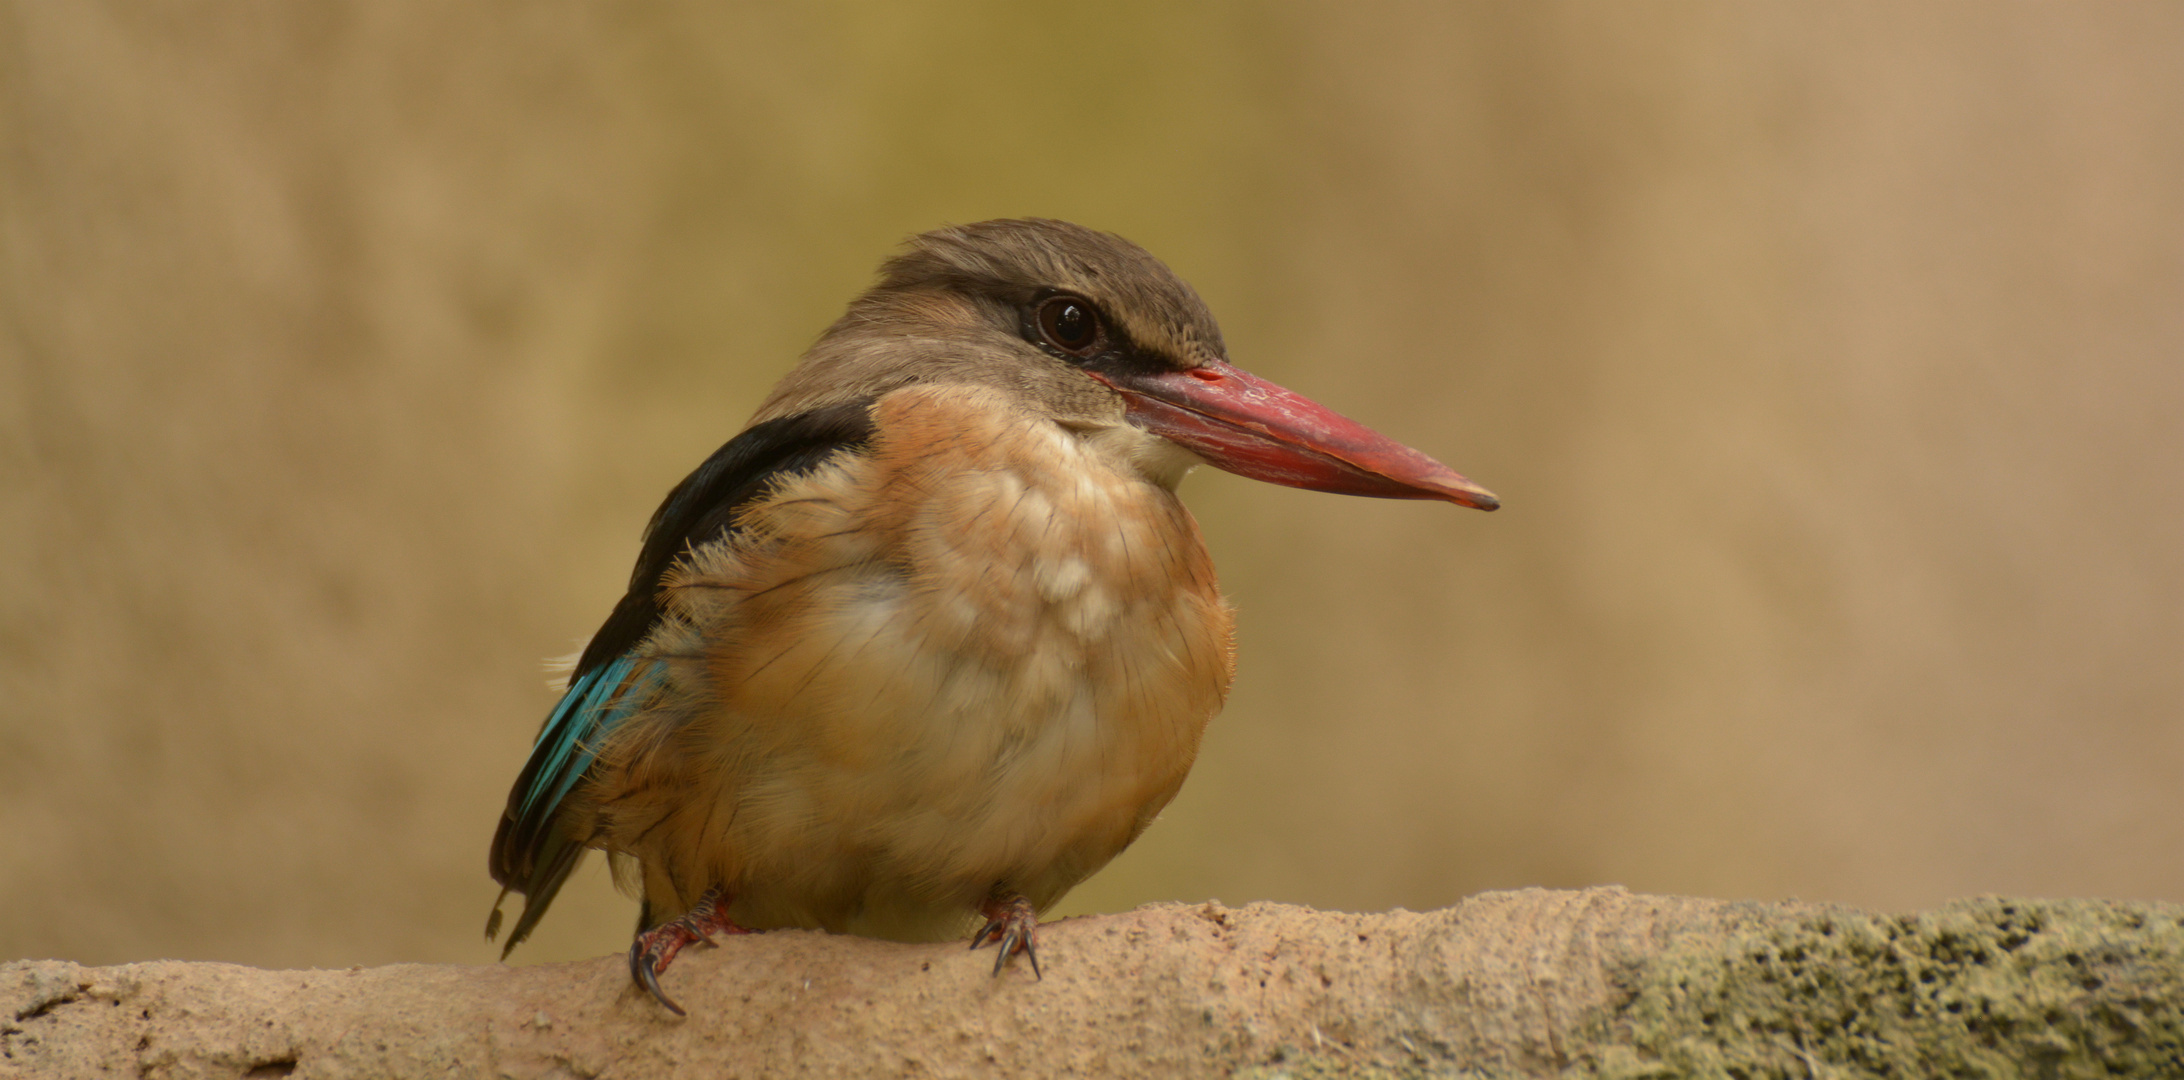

[630,936,687,1016]
[970,893,1041,979]
[627,886,747,1015]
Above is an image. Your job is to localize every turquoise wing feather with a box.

[486,656,663,955]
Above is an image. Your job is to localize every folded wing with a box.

[486,399,876,955]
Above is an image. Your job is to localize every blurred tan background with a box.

[3,2,2179,969]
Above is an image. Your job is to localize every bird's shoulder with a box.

[569,397,879,676]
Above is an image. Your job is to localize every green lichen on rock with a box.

[1576,897,2184,1079]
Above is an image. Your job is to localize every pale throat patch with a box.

[1069,419,1205,492]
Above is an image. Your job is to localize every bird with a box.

[485,218,1498,1013]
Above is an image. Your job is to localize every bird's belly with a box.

[712,562,1219,940]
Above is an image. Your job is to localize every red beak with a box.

[1090,359,1499,510]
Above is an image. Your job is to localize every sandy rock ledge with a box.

[5,888,2181,1078]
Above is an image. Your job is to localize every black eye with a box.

[1036,296,1101,356]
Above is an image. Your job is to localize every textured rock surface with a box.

[6,889,2181,1079]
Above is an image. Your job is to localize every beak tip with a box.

[1426,473,1499,511]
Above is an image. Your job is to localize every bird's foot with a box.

[628,886,749,1015]
[969,892,1041,978]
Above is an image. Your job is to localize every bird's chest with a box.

[733,418,1228,781]
[664,401,1234,917]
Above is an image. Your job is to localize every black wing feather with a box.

[573,398,883,677]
